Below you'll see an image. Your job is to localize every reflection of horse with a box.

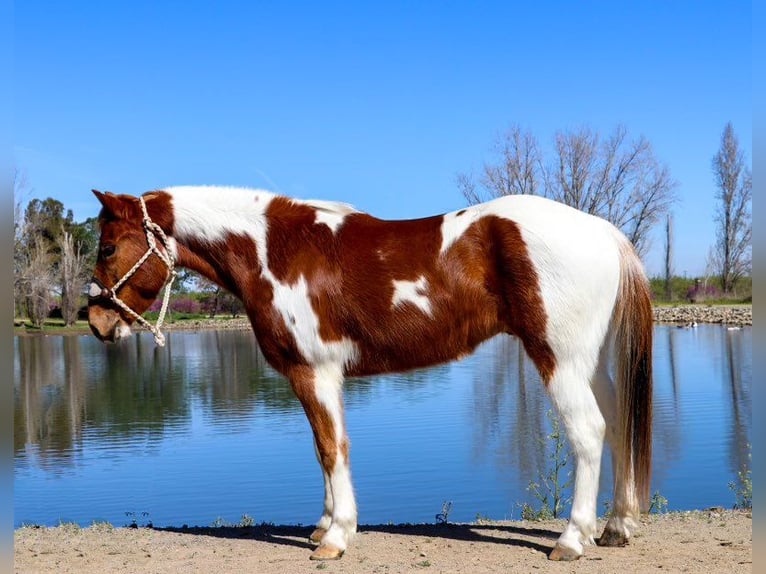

[87,186,653,561]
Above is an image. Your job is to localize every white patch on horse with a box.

[392,276,432,316]
[312,363,357,548]
[322,459,357,548]
[166,186,275,244]
[303,199,357,234]
[440,206,481,253]
[271,276,359,367]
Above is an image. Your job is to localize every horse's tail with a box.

[612,238,653,509]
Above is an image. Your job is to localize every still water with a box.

[14,325,751,528]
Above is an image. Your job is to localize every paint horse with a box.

[87,186,653,562]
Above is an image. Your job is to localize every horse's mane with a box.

[164,185,358,217]
[299,198,359,217]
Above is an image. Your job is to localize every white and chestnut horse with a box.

[87,186,653,561]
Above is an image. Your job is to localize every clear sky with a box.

[14,1,751,277]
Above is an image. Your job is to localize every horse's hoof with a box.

[310,543,345,561]
[597,526,629,547]
[309,527,327,545]
[548,543,582,561]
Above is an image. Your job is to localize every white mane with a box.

[164,186,358,240]
[300,198,358,216]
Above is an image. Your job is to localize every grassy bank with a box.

[15,300,753,336]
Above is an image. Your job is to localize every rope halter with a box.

[88,196,177,346]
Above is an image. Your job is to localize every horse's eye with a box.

[101,245,116,258]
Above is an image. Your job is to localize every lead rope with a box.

[106,196,177,346]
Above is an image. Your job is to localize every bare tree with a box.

[543,125,676,256]
[457,125,541,204]
[711,122,751,293]
[18,242,57,328]
[60,229,89,326]
[664,214,673,300]
[457,124,676,257]
[13,168,31,319]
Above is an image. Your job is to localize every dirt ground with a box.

[14,509,751,574]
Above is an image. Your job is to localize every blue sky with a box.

[14,1,751,277]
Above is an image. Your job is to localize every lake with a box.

[13,324,751,528]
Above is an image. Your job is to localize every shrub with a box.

[170,296,201,314]
[686,281,722,303]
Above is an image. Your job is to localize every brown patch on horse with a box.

[262,198,346,344]
[265,197,332,284]
[441,215,555,383]
[289,365,339,471]
[483,216,556,383]
[336,213,494,374]
[178,231,263,298]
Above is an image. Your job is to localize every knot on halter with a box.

[93,196,177,346]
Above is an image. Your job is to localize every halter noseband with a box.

[88,196,177,346]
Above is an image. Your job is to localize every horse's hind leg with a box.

[591,348,640,546]
[289,364,357,560]
[546,360,606,561]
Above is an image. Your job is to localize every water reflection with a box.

[723,329,751,476]
[469,337,547,485]
[14,332,293,471]
[14,325,751,525]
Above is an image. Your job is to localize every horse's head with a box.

[88,190,175,343]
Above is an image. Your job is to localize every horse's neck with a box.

[161,186,276,295]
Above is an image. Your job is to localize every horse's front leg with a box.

[308,445,333,544]
[290,364,357,560]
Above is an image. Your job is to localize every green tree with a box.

[23,197,74,261]
[14,181,100,325]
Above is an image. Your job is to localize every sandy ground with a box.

[15,509,751,574]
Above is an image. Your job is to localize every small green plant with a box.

[316,562,328,570]
[435,501,453,524]
[520,409,572,520]
[520,500,553,521]
[647,491,668,514]
[474,512,490,523]
[90,520,114,532]
[239,514,255,527]
[57,521,82,532]
[729,445,752,510]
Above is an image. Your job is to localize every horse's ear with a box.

[92,189,135,220]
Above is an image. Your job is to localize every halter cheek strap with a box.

[88,196,177,346]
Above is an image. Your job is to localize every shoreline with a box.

[652,303,751,326]
[13,304,753,336]
[14,510,752,573]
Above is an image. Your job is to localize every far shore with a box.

[14,303,752,337]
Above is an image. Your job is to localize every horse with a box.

[87,185,653,562]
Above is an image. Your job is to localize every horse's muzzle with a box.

[88,306,132,343]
